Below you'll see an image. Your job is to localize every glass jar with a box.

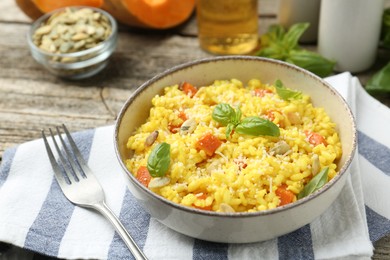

[196,0,259,55]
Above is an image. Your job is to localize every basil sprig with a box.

[256,23,335,77]
[212,103,280,138]
[275,80,302,100]
[147,142,171,177]
[297,167,329,199]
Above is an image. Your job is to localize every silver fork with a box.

[42,124,148,260]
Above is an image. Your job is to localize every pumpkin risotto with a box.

[125,78,342,213]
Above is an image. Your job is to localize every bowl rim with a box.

[27,5,118,60]
[114,55,357,218]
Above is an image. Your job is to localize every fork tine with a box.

[61,124,93,177]
[42,130,69,185]
[49,128,79,183]
[55,126,83,181]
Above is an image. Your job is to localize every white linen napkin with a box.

[0,72,389,259]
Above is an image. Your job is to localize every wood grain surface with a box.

[0,0,389,259]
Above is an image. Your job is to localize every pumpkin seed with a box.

[270,140,290,155]
[71,33,88,41]
[61,32,72,41]
[61,56,77,63]
[74,40,86,50]
[85,43,97,48]
[86,26,96,35]
[35,25,52,35]
[207,159,223,174]
[145,131,159,147]
[180,118,197,135]
[220,203,235,213]
[311,154,320,175]
[59,42,71,53]
[95,27,105,39]
[287,112,301,125]
[93,12,101,20]
[148,177,170,188]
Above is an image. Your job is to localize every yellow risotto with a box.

[125,79,342,213]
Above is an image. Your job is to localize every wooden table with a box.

[0,0,389,259]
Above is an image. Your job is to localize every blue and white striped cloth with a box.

[0,72,389,259]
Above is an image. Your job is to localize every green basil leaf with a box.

[283,23,310,49]
[234,106,242,125]
[275,80,302,100]
[297,167,329,199]
[235,116,280,137]
[257,24,289,60]
[259,24,285,47]
[147,142,171,177]
[366,61,390,94]
[226,123,235,139]
[212,103,236,126]
[257,46,287,60]
[268,24,286,42]
[287,49,336,77]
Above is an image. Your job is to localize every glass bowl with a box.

[27,6,118,80]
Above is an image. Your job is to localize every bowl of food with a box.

[114,56,356,243]
[27,6,117,79]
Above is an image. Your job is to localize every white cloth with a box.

[1,72,389,259]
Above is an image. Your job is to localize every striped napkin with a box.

[0,72,389,259]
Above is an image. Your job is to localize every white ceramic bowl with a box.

[114,56,356,243]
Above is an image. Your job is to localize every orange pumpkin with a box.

[15,0,196,29]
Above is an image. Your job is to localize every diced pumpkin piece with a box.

[305,130,328,146]
[181,82,198,97]
[136,166,152,187]
[178,110,187,121]
[275,184,295,206]
[196,133,222,156]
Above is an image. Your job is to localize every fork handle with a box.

[93,201,148,260]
